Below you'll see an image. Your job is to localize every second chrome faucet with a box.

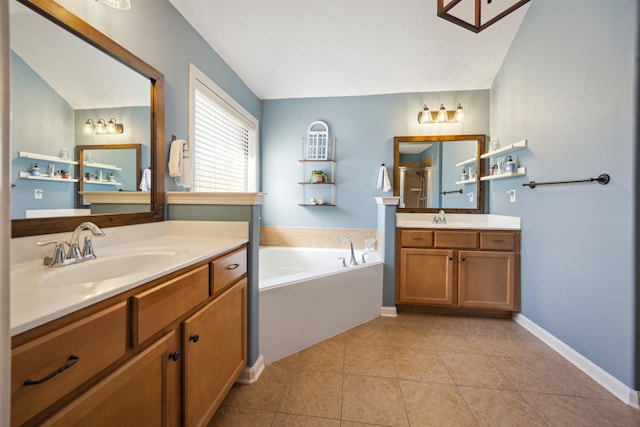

[339,236,358,266]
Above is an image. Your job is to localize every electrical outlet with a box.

[34,189,44,199]
[507,189,516,203]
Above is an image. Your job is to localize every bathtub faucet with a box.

[339,237,358,266]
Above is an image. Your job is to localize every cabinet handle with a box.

[492,239,505,243]
[23,355,79,386]
[225,263,240,270]
[461,257,466,261]
[189,334,200,343]
[448,257,453,261]
[168,351,180,362]
[412,237,424,241]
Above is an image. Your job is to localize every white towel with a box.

[168,139,184,177]
[176,140,192,188]
[377,165,391,192]
[139,168,151,192]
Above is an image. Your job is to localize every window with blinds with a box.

[190,65,257,192]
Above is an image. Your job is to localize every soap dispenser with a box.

[461,168,468,181]
[505,156,516,173]
[31,163,40,176]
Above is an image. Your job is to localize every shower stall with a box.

[399,166,432,208]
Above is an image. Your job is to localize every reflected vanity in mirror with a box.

[77,144,142,209]
[10,0,164,237]
[393,135,486,213]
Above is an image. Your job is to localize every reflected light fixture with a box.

[96,0,131,10]
[83,118,124,135]
[417,103,464,124]
[437,0,531,33]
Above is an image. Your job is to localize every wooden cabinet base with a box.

[396,303,514,318]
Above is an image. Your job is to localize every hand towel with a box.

[377,165,391,192]
[168,139,184,177]
[139,168,151,192]
[176,140,192,188]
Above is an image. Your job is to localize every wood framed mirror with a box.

[393,135,486,213]
[11,0,164,237]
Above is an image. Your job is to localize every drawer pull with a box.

[449,257,453,261]
[23,355,79,386]
[225,263,240,270]
[412,237,424,241]
[168,351,181,362]
[461,257,466,262]
[189,334,200,343]
[492,239,505,243]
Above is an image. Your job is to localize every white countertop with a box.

[396,213,521,230]
[10,221,248,336]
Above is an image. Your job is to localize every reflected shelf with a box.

[455,157,476,167]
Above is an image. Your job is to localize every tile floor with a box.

[210,312,640,426]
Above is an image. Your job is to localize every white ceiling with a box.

[168,0,531,100]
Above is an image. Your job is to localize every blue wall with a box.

[490,0,637,388]
[261,90,489,227]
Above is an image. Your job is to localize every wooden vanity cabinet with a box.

[397,229,520,315]
[11,245,248,427]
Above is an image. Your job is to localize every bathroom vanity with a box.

[396,214,521,317]
[10,222,248,426]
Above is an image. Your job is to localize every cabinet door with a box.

[398,248,455,306]
[183,278,247,427]
[458,251,515,310]
[41,330,180,427]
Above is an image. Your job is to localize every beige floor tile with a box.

[340,422,385,427]
[297,340,345,372]
[222,365,291,411]
[342,374,409,426]
[207,405,275,426]
[278,370,343,419]
[392,347,453,383]
[491,354,614,399]
[344,342,396,378]
[439,351,513,389]
[521,392,615,426]
[338,322,393,344]
[458,386,546,427]
[589,398,640,426]
[399,380,477,427]
[272,413,341,426]
[271,351,302,371]
[387,326,433,351]
[422,330,481,353]
[471,332,559,359]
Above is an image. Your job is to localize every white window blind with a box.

[190,66,257,192]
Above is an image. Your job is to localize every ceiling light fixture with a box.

[96,0,131,11]
[437,0,531,33]
[417,103,464,124]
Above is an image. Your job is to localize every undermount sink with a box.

[12,248,188,296]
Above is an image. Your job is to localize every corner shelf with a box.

[18,151,77,165]
[19,171,78,183]
[480,139,527,159]
[299,127,337,207]
[480,167,527,181]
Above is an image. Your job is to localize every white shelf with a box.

[480,167,527,181]
[18,151,77,165]
[455,178,477,185]
[481,139,527,159]
[19,171,78,182]
[83,179,122,186]
[455,157,476,167]
[84,161,122,171]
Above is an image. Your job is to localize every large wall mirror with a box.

[10,0,164,237]
[393,135,486,213]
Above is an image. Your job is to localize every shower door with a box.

[399,167,432,208]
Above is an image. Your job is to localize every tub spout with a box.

[339,237,358,266]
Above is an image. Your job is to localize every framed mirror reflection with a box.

[10,0,165,237]
[393,135,486,213]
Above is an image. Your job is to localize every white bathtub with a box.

[259,246,383,364]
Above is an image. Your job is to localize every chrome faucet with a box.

[68,222,105,260]
[38,222,105,267]
[433,209,447,224]
[339,236,358,266]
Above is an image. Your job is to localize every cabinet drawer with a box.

[434,231,478,249]
[132,265,209,345]
[11,302,127,426]
[211,247,247,295]
[400,230,433,248]
[480,232,516,251]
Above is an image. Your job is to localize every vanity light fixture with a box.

[437,0,531,33]
[83,118,124,135]
[417,103,464,124]
[96,0,131,10]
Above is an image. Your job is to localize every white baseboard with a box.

[236,354,264,385]
[380,306,398,317]
[513,313,639,409]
